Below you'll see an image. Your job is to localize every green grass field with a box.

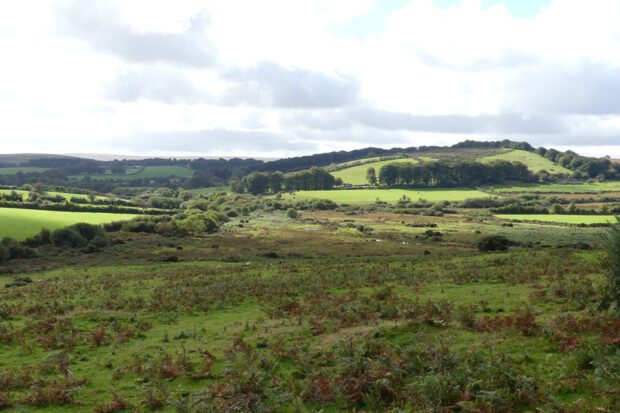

[479,150,572,174]
[188,186,230,195]
[287,188,493,204]
[331,158,418,185]
[0,208,139,239]
[74,166,194,181]
[487,181,620,193]
[0,167,49,175]
[0,189,106,201]
[496,214,618,224]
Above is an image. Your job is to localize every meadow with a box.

[330,158,417,185]
[0,206,618,411]
[496,214,618,225]
[0,189,106,201]
[479,149,571,174]
[0,208,139,239]
[487,181,620,193]
[0,167,49,175]
[72,166,194,181]
[286,188,493,203]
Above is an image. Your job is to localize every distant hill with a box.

[0,153,81,165]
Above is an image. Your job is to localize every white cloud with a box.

[0,0,619,158]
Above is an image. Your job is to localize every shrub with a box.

[69,223,104,241]
[51,228,87,248]
[604,219,620,310]
[1,238,36,259]
[0,245,8,262]
[477,235,510,252]
[286,208,298,219]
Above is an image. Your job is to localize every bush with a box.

[1,238,37,259]
[0,245,9,262]
[51,228,87,248]
[477,235,510,252]
[286,208,298,219]
[69,223,104,241]
[604,219,620,310]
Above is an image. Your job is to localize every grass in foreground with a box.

[0,208,139,239]
[496,214,618,224]
[286,188,493,204]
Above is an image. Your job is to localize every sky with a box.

[0,0,619,158]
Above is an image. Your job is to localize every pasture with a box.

[479,149,571,174]
[73,166,194,181]
[0,167,49,175]
[331,158,417,185]
[286,188,493,203]
[0,189,105,201]
[496,214,618,224]
[0,208,139,239]
[487,181,620,193]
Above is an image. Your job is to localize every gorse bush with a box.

[603,217,620,311]
[51,228,87,248]
[477,235,511,252]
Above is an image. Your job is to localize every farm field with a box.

[479,149,572,174]
[0,166,49,175]
[188,186,230,195]
[286,188,493,203]
[487,181,620,193]
[331,157,417,185]
[0,208,139,239]
[0,189,107,201]
[496,214,618,224]
[72,166,194,181]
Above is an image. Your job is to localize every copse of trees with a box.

[378,160,532,187]
[239,168,336,194]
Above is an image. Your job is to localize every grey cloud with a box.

[221,62,360,108]
[110,129,318,153]
[508,63,620,115]
[106,67,210,103]
[283,107,566,135]
[56,1,215,67]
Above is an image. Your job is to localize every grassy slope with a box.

[75,166,194,181]
[486,182,620,193]
[496,214,618,224]
[0,208,139,239]
[287,188,492,204]
[0,167,50,175]
[0,189,107,201]
[331,158,418,185]
[479,149,572,174]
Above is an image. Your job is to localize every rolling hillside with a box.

[478,149,571,174]
[331,158,417,185]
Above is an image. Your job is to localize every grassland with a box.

[0,208,139,239]
[496,214,618,224]
[286,188,493,204]
[479,149,572,174]
[0,208,617,411]
[331,158,417,185]
[0,167,49,175]
[0,189,106,201]
[73,166,194,181]
[487,181,620,193]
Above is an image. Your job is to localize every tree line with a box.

[377,160,532,187]
[236,167,337,194]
